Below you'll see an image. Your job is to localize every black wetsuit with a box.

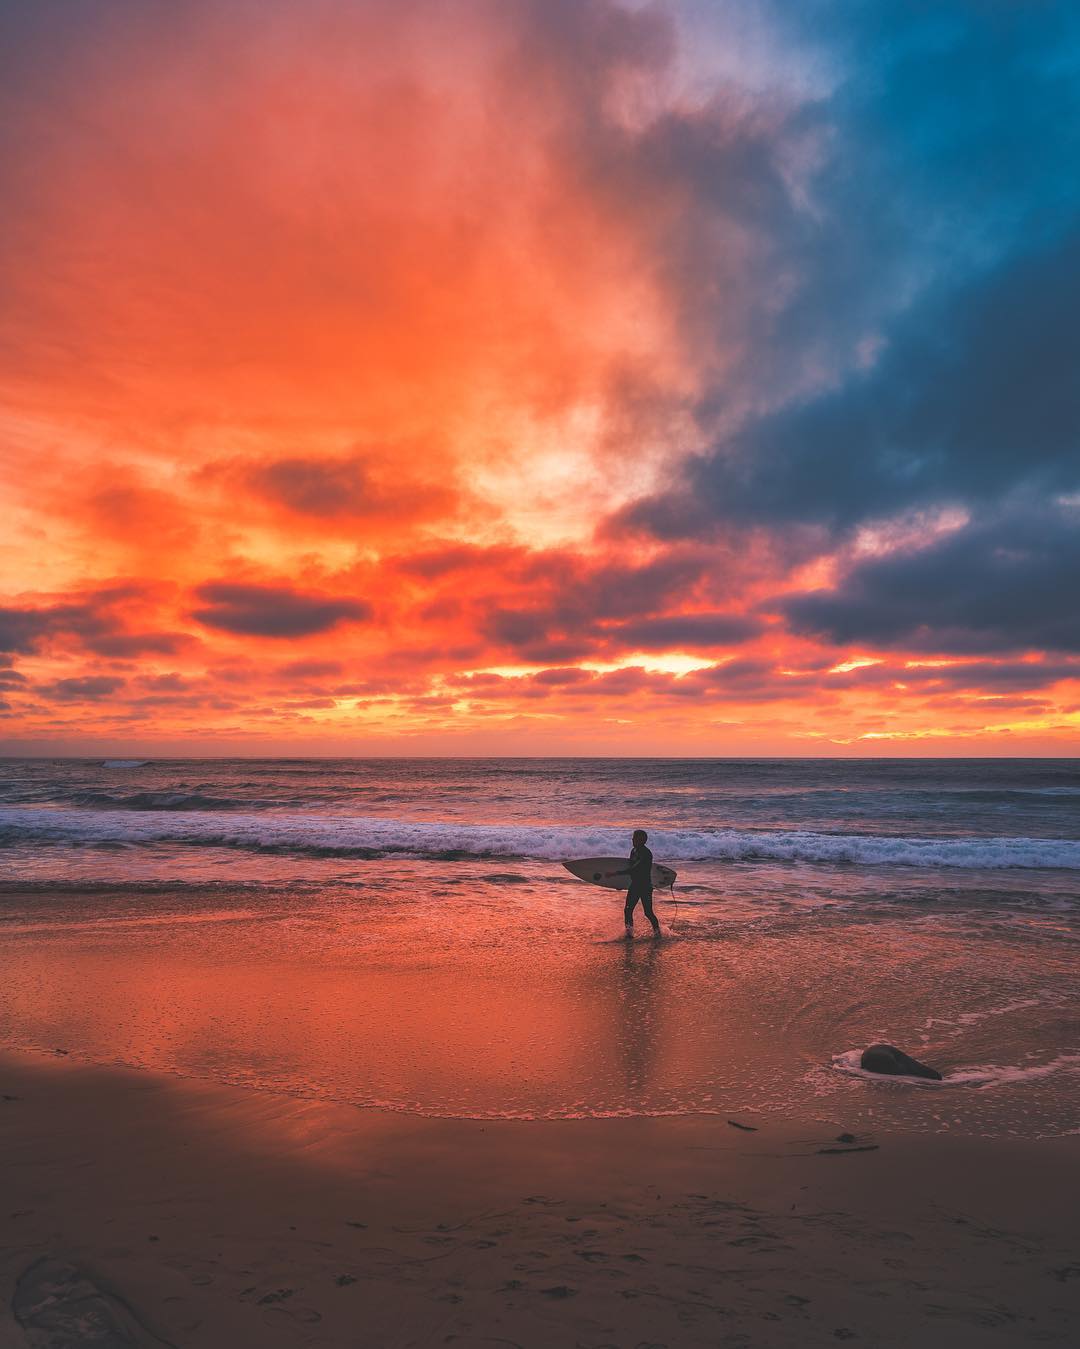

[624,844,659,931]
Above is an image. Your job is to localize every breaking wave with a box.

[2,808,1079,870]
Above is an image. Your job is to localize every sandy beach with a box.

[2,1048,1078,1348]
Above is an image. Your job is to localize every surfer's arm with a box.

[628,849,653,883]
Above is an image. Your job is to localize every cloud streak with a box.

[191,584,373,639]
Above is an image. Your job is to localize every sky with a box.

[1,0,1078,756]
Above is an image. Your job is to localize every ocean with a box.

[2,757,1078,1137]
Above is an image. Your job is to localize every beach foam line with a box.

[946,1053,1080,1088]
[831,1048,1080,1087]
[2,807,1079,870]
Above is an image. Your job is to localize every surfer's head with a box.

[632,829,647,845]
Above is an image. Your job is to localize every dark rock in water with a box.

[860,1043,942,1080]
[835,1132,856,1143]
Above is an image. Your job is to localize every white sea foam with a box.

[946,1054,1080,1087]
[1,807,1079,870]
[831,1048,1080,1088]
[923,996,1058,1031]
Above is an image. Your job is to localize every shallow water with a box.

[2,758,1078,1136]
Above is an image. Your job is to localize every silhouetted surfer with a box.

[609,829,661,938]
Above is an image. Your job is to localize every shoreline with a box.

[2,1048,1077,1346]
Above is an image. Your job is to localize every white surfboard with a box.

[562,856,677,891]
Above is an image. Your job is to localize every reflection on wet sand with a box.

[614,938,663,1095]
[1,871,1078,1135]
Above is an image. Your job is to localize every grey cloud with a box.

[246,458,368,518]
[625,228,1080,541]
[40,675,127,701]
[0,596,178,658]
[777,506,1080,654]
[192,583,373,638]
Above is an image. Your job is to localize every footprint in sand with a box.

[924,1302,1017,1328]
[252,1286,322,1324]
[262,1305,323,1325]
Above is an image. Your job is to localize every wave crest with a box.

[1,808,1078,870]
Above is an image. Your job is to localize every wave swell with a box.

[68,790,261,811]
[1,808,1079,870]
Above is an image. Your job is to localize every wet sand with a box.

[1,1050,1077,1347]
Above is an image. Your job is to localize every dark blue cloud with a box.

[480,554,713,661]
[0,596,189,659]
[40,675,127,701]
[0,606,57,653]
[88,631,191,657]
[613,3,1080,662]
[622,3,1080,547]
[191,583,373,637]
[777,506,1080,655]
[625,222,1080,542]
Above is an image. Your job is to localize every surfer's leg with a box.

[641,888,660,934]
[624,886,640,930]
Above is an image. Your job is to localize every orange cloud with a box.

[0,1,1078,753]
